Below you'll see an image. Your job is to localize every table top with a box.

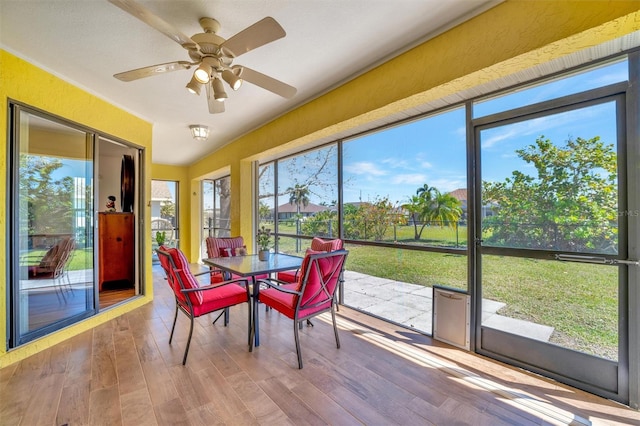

[203,253,303,277]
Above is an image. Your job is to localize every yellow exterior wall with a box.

[151,164,192,259]
[187,1,640,255]
[0,51,153,367]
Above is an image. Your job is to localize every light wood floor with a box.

[1,267,639,425]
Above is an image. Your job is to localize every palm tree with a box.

[402,195,425,239]
[287,184,310,250]
[429,192,463,227]
[287,184,310,215]
[416,183,436,201]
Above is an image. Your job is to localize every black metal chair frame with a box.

[157,248,252,365]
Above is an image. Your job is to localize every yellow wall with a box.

[186,1,640,257]
[0,51,153,367]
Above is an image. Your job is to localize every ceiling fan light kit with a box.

[212,77,228,101]
[189,124,209,141]
[186,75,202,95]
[194,63,212,84]
[221,69,242,90]
[109,0,297,114]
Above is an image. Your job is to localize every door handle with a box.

[555,253,639,266]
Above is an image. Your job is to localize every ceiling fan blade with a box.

[108,0,199,50]
[221,17,286,58]
[236,66,297,98]
[114,61,192,82]
[206,83,225,114]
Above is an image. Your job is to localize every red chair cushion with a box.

[276,270,298,283]
[206,236,245,259]
[191,282,248,317]
[298,254,343,307]
[166,247,204,306]
[259,286,297,318]
[260,251,345,320]
[260,280,333,320]
[311,237,343,252]
[276,239,342,283]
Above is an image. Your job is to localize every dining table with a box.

[202,252,303,347]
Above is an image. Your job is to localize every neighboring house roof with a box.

[447,188,467,202]
[277,202,326,214]
[151,180,172,201]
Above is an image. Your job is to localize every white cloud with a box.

[391,173,427,185]
[344,161,387,176]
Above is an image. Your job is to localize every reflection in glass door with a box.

[475,94,628,403]
[10,109,95,345]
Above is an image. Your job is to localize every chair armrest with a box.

[256,278,301,295]
[194,268,224,277]
[258,276,291,286]
[180,277,250,293]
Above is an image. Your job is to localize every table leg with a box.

[252,276,260,347]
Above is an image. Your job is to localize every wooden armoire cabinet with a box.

[98,212,134,291]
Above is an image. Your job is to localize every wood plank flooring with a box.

[1,266,639,425]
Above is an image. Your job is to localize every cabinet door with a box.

[99,213,134,289]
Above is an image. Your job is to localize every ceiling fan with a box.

[108,0,296,114]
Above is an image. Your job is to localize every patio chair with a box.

[205,235,268,282]
[256,249,348,368]
[156,247,252,365]
[27,236,73,279]
[205,236,247,282]
[277,237,343,283]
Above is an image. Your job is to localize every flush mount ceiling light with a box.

[189,124,209,141]
[110,0,297,114]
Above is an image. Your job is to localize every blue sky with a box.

[339,59,626,206]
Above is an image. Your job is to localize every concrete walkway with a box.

[342,270,554,342]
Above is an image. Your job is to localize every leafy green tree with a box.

[342,203,362,239]
[482,135,617,252]
[359,196,396,241]
[20,156,74,235]
[160,199,175,220]
[301,209,337,237]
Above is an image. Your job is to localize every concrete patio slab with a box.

[342,269,554,343]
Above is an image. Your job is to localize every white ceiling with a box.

[0,0,499,166]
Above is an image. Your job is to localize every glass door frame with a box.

[6,102,146,348]
[7,104,97,346]
[470,83,631,404]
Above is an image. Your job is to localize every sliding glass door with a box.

[10,107,96,345]
[474,88,629,403]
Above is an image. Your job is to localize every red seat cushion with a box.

[277,270,298,283]
[191,282,248,317]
